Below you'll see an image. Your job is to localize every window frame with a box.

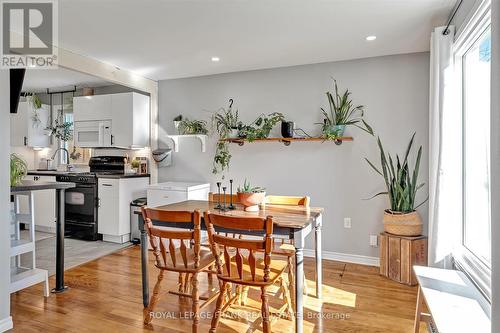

[452,0,492,301]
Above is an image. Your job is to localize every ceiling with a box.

[57,0,454,81]
[22,67,109,92]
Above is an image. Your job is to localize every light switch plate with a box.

[370,234,378,247]
[344,217,351,228]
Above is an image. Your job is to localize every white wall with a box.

[158,52,430,259]
[0,70,13,330]
[490,0,499,330]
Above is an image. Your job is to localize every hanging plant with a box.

[238,112,284,142]
[26,93,43,128]
[46,118,73,142]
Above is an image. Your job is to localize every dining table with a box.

[138,200,324,333]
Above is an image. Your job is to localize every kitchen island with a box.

[11,180,75,293]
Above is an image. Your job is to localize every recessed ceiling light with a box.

[211,57,220,62]
[366,35,377,41]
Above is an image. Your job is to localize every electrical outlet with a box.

[370,235,378,247]
[343,217,351,229]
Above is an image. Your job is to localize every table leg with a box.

[315,214,323,299]
[294,229,306,333]
[52,189,68,293]
[139,215,149,307]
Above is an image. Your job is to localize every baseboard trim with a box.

[0,316,13,332]
[303,249,380,267]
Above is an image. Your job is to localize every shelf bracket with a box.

[166,135,207,153]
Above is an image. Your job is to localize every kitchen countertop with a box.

[27,170,150,179]
[11,180,75,192]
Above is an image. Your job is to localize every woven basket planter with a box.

[383,210,422,236]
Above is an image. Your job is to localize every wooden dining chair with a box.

[204,212,293,333]
[264,195,311,304]
[141,207,219,332]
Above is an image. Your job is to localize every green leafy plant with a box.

[131,159,140,169]
[212,100,242,137]
[237,179,266,193]
[211,99,242,175]
[365,133,426,213]
[178,119,208,135]
[10,154,27,186]
[27,93,42,110]
[239,112,285,142]
[319,79,372,139]
[46,118,73,142]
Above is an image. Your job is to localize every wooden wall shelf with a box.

[221,136,353,146]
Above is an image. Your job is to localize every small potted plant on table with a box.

[237,179,266,212]
[366,133,427,236]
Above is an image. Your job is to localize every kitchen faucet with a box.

[50,148,73,171]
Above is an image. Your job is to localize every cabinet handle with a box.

[102,184,113,187]
[97,198,101,207]
[23,137,27,146]
[111,135,114,145]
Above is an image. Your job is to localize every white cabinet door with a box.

[19,175,56,232]
[10,102,28,147]
[97,179,119,236]
[27,105,50,148]
[10,102,50,148]
[111,93,133,148]
[73,95,112,122]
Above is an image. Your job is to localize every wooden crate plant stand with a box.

[379,232,427,285]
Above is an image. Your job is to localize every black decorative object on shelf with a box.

[215,182,222,209]
[281,121,295,138]
[228,179,235,210]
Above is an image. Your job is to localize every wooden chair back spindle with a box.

[141,207,202,270]
[204,212,274,283]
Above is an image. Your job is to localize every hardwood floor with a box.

[10,246,428,333]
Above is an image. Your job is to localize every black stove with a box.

[56,156,127,241]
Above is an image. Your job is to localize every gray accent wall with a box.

[1,70,12,330]
[158,52,430,259]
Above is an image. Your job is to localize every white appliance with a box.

[74,120,112,148]
[147,181,210,208]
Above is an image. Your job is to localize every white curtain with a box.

[428,26,461,268]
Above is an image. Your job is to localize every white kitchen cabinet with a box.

[18,175,56,233]
[98,177,149,243]
[73,95,112,122]
[10,102,50,148]
[73,92,150,149]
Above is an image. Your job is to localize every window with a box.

[453,1,491,300]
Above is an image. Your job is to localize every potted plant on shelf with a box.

[365,133,427,236]
[237,179,266,212]
[10,154,27,186]
[239,112,285,141]
[212,99,242,139]
[178,118,208,135]
[319,79,371,139]
[173,115,183,134]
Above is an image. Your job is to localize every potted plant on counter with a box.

[319,79,371,139]
[237,179,266,212]
[10,154,27,186]
[365,133,427,236]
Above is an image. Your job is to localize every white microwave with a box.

[74,120,112,148]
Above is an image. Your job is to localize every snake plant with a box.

[365,133,426,213]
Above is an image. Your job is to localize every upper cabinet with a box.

[73,92,150,149]
[10,102,50,148]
